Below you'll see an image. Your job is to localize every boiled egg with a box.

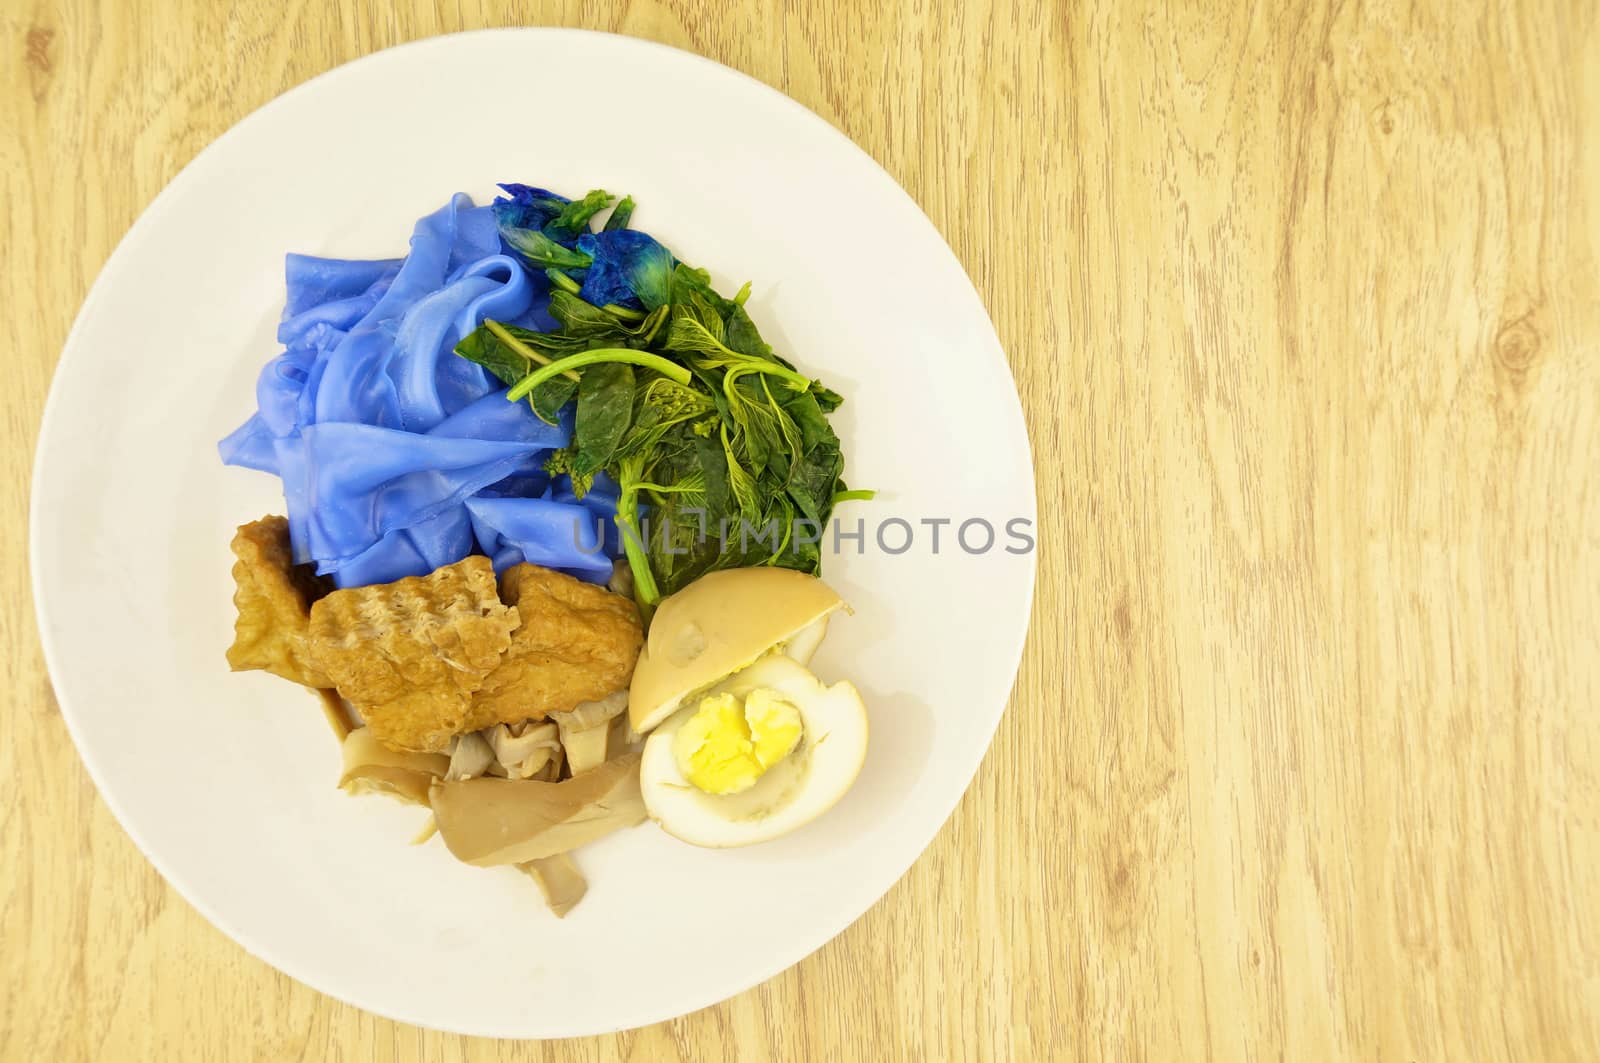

[639,653,868,847]
[628,567,846,735]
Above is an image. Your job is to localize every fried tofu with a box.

[233,526,645,754]
[308,555,519,753]
[465,563,643,730]
[226,516,334,687]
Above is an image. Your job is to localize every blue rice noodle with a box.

[218,192,617,589]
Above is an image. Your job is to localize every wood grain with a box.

[4,0,1598,1058]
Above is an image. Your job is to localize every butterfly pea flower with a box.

[491,183,569,233]
[574,229,675,311]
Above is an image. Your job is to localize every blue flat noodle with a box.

[282,254,403,317]
[475,460,554,501]
[464,496,613,584]
[429,387,569,446]
[312,196,508,432]
[320,507,476,589]
[219,192,626,588]
[291,422,546,566]
[278,268,400,350]
[219,260,401,474]
[552,471,626,557]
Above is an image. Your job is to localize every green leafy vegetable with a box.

[549,289,635,336]
[571,363,635,477]
[545,189,614,241]
[530,377,579,424]
[454,320,580,424]
[505,348,692,402]
[604,195,635,231]
[542,448,594,499]
[454,194,868,609]
[545,268,582,295]
[502,227,593,271]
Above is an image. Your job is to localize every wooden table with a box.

[5,2,1597,1058]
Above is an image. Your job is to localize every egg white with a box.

[640,654,868,848]
[781,614,830,666]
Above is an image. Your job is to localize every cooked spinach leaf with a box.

[454,320,580,423]
[457,190,868,608]
[572,363,635,478]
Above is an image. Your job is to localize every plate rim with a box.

[29,26,1038,1038]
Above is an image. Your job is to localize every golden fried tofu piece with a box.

[226,516,333,687]
[466,564,643,730]
[308,555,519,753]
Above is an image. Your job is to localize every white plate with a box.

[31,29,1035,1038]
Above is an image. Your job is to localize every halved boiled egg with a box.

[640,653,868,848]
[628,567,846,735]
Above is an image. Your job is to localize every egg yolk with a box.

[672,688,803,795]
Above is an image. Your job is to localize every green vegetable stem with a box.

[505,349,691,401]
